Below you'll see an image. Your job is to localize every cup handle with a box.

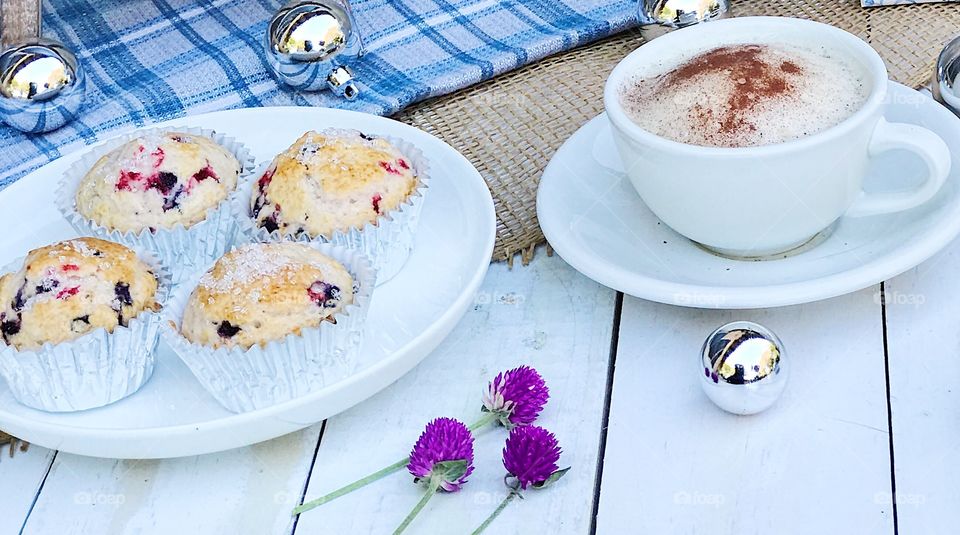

[846,118,951,218]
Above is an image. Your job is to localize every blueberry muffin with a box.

[0,238,160,350]
[251,129,418,237]
[75,132,241,232]
[180,242,355,349]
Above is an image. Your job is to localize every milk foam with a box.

[619,44,869,148]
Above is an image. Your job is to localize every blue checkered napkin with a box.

[0,0,636,187]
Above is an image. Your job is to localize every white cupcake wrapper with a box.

[0,247,171,412]
[161,242,375,413]
[56,126,257,285]
[234,133,430,284]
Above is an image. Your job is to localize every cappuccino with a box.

[618,44,869,148]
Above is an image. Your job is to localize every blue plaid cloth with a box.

[0,0,636,186]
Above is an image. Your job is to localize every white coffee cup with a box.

[604,16,951,257]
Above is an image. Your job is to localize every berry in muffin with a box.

[180,243,355,349]
[250,129,418,237]
[0,238,161,350]
[75,132,241,232]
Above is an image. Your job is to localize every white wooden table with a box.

[1,239,955,534]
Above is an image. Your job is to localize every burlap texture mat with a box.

[397,1,960,266]
[0,430,28,458]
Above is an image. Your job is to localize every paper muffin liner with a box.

[0,246,171,412]
[161,242,375,413]
[234,133,430,284]
[56,126,257,285]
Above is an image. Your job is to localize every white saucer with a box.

[0,108,495,458]
[537,82,960,309]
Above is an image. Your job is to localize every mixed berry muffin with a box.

[250,129,419,237]
[180,242,355,349]
[0,238,160,350]
[75,131,241,232]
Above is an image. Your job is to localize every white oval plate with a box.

[0,108,495,458]
[538,82,960,309]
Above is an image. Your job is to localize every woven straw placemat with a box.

[0,430,29,458]
[397,0,960,266]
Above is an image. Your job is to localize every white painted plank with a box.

[598,288,893,535]
[295,254,616,534]
[20,426,321,535]
[884,241,960,534]
[0,443,56,534]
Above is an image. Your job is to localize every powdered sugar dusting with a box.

[198,244,337,293]
[293,129,382,163]
[115,134,165,171]
[199,245,295,293]
[318,128,380,147]
[52,239,100,258]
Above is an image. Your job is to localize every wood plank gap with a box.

[880,282,900,535]
[589,291,623,535]
[291,421,327,535]
[17,450,57,535]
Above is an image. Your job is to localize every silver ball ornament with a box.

[638,0,731,41]
[265,0,362,99]
[933,34,960,117]
[700,321,787,415]
[0,38,85,133]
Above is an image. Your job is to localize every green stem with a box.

[471,490,519,535]
[393,479,441,535]
[294,457,410,514]
[293,411,497,516]
[468,411,498,432]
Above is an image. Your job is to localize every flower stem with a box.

[468,411,497,432]
[471,490,519,535]
[393,478,441,535]
[293,412,496,516]
[294,457,410,514]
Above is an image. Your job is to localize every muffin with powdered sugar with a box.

[0,237,168,412]
[162,241,375,413]
[75,132,241,232]
[0,237,160,349]
[180,242,354,349]
[59,127,253,284]
[240,128,429,283]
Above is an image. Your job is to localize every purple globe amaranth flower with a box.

[482,365,549,427]
[470,426,570,535]
[502,425,568,490]
[407,417,475,492]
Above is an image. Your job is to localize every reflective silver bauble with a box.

[933,34,960,117]
[0,38,86,133]
[700,321,787,415]
[265,0,363,99]
[638,0,731,41]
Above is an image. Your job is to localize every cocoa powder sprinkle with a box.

[619,43,869,147]
[780,60,801,74]
[659,45,802,136]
